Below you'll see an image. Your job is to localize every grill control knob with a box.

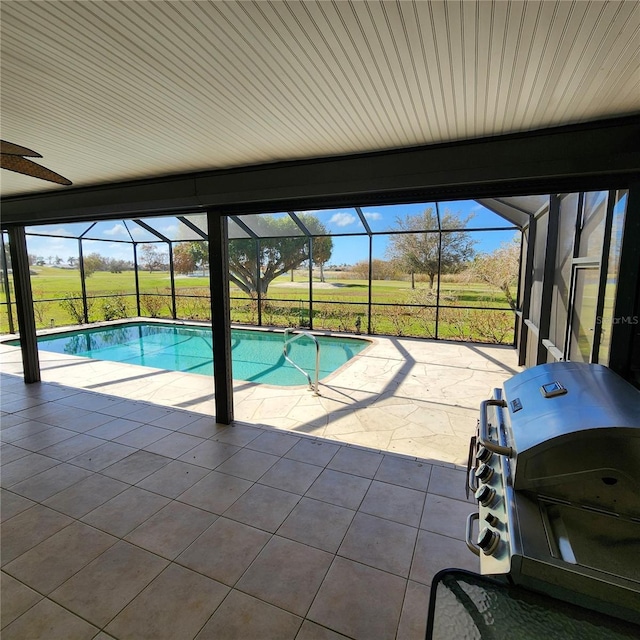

[477,527,500,555]
[476,446,493,463]
[475,485,496,507]
[475,463,494,483]
[484,512,499,527]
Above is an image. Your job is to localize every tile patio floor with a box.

[1,335,518,639]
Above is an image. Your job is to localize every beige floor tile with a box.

[10,463,92,502]
[237,536,332,616]
[57,392,125,412]
[359,480,426,527]
[246,430,301,456]
[125,501,217,559]
[396,580,431,640]
[327,446,384,478]
[277,497,355,553]
[1,572,43,630]
[136,459,211,498]
[223,483,300,533]
[1,504,73,566]
[177,470,252,514]
[4,521,117,594]
[50,540,168,628]
[0,489,35,522]
[12,427,76,452]
[338,512,417,578]
[410,530,479,586]
[178,416,229,438]
[0,415,29,430]
[44,474,129,519]
[295,620,352,639]
[305,469,371,510]
[101,450,172,484]
[1,420,51,443]
[420,494,473,540]
[212,424,263,446]
[1,453,60,487]
[308,556,406,640]
[143,432,204,458]
[177,439,240,469]
[259,458,324,495]
[38,433,104,461]
[68,441,137,471]
[148,410,201,430]
[177,517,271,585]
[1,598,99,640]
[123,405,175,424]
[195,590,302,640]
[215,447,280,481]
[284,439,340,467]
[82,486,170,537]
[374,455,433,491]
[48,408,115,432]
[106,563,229,640]
[86,418,145,440]
[427,464,475,503]
[114,424,172,448]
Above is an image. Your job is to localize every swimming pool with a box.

[8,322,369,386]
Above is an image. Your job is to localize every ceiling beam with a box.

[2,116,640,228]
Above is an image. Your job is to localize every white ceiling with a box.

[2,0,639,198]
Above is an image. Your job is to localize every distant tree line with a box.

[28,253,135,277]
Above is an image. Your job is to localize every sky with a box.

[20,199,521,267]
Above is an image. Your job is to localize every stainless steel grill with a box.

[465,362,640,624]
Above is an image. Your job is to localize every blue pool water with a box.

[12,322,369,386]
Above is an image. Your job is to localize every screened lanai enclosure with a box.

[2,197,526,343]
[0,189,634,378]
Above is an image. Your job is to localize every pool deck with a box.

[1,330,520,467]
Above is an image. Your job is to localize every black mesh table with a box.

[425,570,640,640]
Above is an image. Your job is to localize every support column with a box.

[1,234,15,334]
[367,235,373,334]
[8,226,40,383]
[168,242,177,319]
[207,211,234,424]
[537,195,560,364]
[518,218,536,366]
[308,237,313,329]
[133,244,141,317]
[78,239,89,323]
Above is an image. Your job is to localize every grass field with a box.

[1,266,516,344]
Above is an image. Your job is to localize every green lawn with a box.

[1,267,516,344]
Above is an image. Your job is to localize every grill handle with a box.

[479,399,512,457]
[465,512,480,556]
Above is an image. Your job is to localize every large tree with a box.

[173,241,208,275]
[386,208,476,289]
[229,214,332,296]
[139,244,165,273]
[470,237,520,309]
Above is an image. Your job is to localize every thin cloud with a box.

[364,211,382,220]
[330,212,356,227]
[104,223,128,237]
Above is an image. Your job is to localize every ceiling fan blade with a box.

[1,140,42,157]
[0,154,72,185]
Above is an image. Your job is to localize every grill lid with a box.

[504,362,640,452]
[502,362,640,516]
